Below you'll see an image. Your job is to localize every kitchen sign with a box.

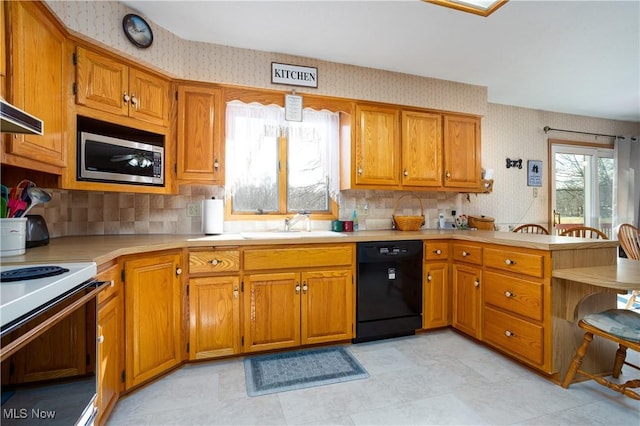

[272,62,318,88]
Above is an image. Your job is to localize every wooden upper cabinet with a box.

[3,1,67,171]
[354,104,400,187]
[176,84,223,183]
[401,111,442,188]
[443,115,481,190]
[75,46,170,127]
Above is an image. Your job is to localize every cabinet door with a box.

[6,1,66,167]
[443,115,481,189]
[354,104,400,187]
[75,46,129,117]
[401,111,442,187]
[177,85,223,182]
[129,67,170,126]
[243,272,300,352]
[97,289,123,425]
[452,263,481,338]
[188,276,240,359]
[301,269,353,345]
[124,252,182,389]
[423,262,449,329]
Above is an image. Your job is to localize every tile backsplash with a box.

[34,186,459,238]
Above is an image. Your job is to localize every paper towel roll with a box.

[202,198,224,235]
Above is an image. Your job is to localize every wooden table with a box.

[551,258,640,382]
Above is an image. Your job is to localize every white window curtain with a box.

[225,100,340,203]
[613,135,640,229]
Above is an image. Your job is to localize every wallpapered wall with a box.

[38,1,639,237]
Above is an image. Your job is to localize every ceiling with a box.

[120,0,640,122]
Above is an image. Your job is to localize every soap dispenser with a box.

[352,210,358,231]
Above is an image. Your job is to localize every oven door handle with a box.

[0,280,110,362]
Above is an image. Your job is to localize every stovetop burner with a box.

[0,266,70,283]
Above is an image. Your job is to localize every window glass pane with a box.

[287,111,337,212]
[598,156,614,238]
[555,152,589,226]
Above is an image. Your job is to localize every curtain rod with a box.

[543,126,622,139]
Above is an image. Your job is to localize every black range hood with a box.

[0,98,44,135]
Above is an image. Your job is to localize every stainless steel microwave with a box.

[78,132,164,186]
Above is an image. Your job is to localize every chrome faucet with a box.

[284,210,311,232]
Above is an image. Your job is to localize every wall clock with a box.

[122,14,153,48]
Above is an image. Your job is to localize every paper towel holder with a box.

[202,197,224,235]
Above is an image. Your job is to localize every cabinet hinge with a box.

[241,281,244,292]
[186,342,190,353]
[72,52,77,65]
[186,284,189,296]
[121,269,125,282]
[241,336,244,346]
[174,163,177,174]
[72,82,77,95]
[175,90,178,101]
[121,370,126,383]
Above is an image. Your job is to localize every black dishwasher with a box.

[354,240,423,343]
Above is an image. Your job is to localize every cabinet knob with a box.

[233,285,239,299]
[175,267,182,276]
[445,170,451,179]
[214,159,219,170]
[462,251,469,257]
[427,273,432,282]
[403,169,409,177]
[109,280,114,288]
[433,249,442,255]
[123,91,130,103]
[505,330,515,337]
[474,279,480,288]
[130,94,138,109]
[357,166,363,176]
[97,335,105,344]
[302,282,308,293]
[504,291,514,298]
[209,259,222,266]
[505,259,516,265]
[295,283,301,294]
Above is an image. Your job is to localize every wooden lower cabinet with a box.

[243,269,353,353]
[423,262,449,329]
[97,286,123,425]
[452,263,482,339]
[124,251,183,389]
[188,276,240,359]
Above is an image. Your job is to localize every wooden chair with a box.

[559,226,608,239]
[562,309,640,400]
[618,224,640,309]
[512,224,549,235]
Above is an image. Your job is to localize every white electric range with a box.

[0,262,97,328]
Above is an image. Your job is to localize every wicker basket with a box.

[392,194,425,231]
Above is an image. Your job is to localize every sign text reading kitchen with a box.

[272,63,318,88]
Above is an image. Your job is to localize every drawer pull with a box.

[209,259,222,266]
[462,251,469,257]
[505,330,515,337]
[505,259,516,265]
[427,273,432,282]
[474,279,480,288]
[109,280,114,288]
[504,291,515,298]
[433,249,442,255]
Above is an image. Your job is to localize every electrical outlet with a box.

[186,203,201,217]
[533,188,538,198]
[358,203,369,217]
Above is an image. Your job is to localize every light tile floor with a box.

[108,330,640,425]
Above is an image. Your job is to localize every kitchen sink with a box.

[239,230,346,239]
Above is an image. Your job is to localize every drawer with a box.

[483,271,543,321]
[189,250,240,274]
[483,306,543,366]
[244,245,353,271]
[97,264,120,305]
[484,247,544,278]
[425,241,449,261]
[452,243,482,265]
